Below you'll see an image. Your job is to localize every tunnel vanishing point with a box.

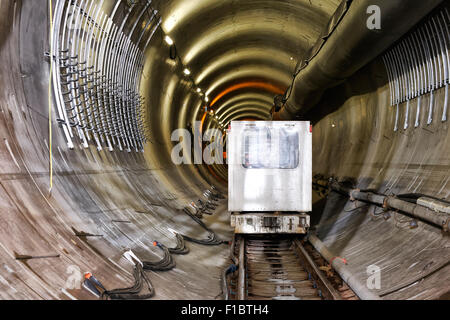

[0,0,449,300]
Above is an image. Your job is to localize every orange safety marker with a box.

[330,256,348,265]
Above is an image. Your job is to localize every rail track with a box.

[232,235,349,300]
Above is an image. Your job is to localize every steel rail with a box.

[103,23,121,149]
[120,6,146,151]
[108,31,127,148]
[386,51,399,105]
[108,1,137,151]
[110,32,129,150]
[100,23,118,150]
[57,0,78,134]
[122,2,154,151]
[81,0,104,150]
[87,12,106,147]
[137,17,162,145]
[121,41,138,151]
[292,239,342,300]
[406,36,421,127]
[99,0,122,149]
[102,4,131,150]
[136,10,158,47]
[130,47,145,150]
[439,9,450,121]
[116,34,133,151]
[68,0,88,146]
[236,236,345,300]
[404,37,419,99]
[133,9,157,146]
[50,0,155,152]
[424,23,438,124]
[431,18,444,88]
[392,46,405,104]
[382,56,394,107]
[61,0,79,132]
[126,44,141,151]
[237,237,245,300]
[77,0,97,145]
[143,17,161,52]
[51,0,74,148]
[93,14,113,150]
[77,0,95,142]
[399,41,412,128]
[411,31,426,126]
[383,7,450,129]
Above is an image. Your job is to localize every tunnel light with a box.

[164,35,174,46]
[196,88,201,93]
[290,57,294,61]
[183,68,191,75]
[205,96,209,102]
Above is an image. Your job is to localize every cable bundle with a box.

[142,241,176,271]
[97,185,227,300]
[102,263,154,300]
[100,235,189,299]
[181,207,225,246]
[168,233,190,255]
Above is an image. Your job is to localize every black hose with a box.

[221,264,237,300]
[168,233,190,255]
[102,234,189,299]
[181,207,225,246]
[102,263,154,300]
[142,241,176,271]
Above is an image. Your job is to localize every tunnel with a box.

[0,0,449,300]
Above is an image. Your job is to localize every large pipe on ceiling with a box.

[273,0,445,120]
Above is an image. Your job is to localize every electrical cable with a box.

[181,207,225,246]
[142,241,176,271]
[177,186,226,246]
[102,234,189,299]
[103,186,226,299]
[102,263,155,300]
[168,233,190,255]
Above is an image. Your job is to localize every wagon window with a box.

[242,127,299,169]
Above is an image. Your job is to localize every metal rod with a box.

[238,237,245,300]
[292,239,342,300]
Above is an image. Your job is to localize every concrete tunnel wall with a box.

[310,59,450,299]
[0,0,230,299]
[0,0,448,299]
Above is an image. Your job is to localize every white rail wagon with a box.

[228,121,312,234]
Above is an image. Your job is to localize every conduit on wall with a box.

[51,0,160,152]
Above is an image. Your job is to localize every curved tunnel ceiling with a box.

[150,0,341,124]
[144,0,341,183]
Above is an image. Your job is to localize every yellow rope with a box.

[48,0,53,194]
